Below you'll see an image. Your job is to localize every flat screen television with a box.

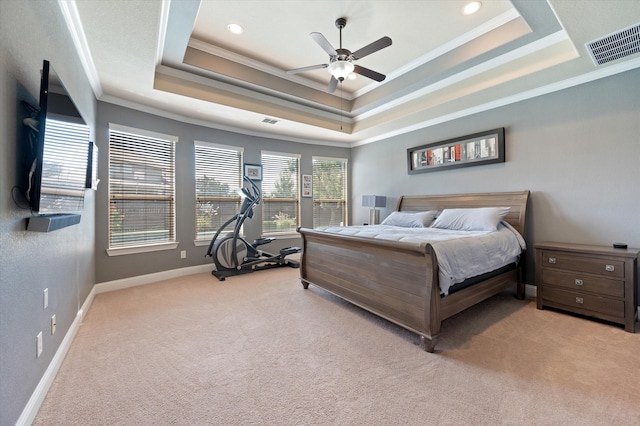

[25,60,91,215]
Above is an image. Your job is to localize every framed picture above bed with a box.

[407,128,505,174]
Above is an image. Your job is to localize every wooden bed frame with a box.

[297,191,530,352]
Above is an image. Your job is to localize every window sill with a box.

[193,239,211,247]
[194,232,243,247]
[262,232,301,239]
[106,242,179,256]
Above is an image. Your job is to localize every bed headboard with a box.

[396,191,530,238]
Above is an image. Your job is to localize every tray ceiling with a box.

[68,0,640,146]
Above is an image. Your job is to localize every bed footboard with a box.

[298,228,443,351]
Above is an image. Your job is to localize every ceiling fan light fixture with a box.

[328,60,354,81]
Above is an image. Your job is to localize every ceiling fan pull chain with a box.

[340,84,343,131]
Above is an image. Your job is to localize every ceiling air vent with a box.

[261,118,278,125]
[586,22,640,66]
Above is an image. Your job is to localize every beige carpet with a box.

[34,267,640,425]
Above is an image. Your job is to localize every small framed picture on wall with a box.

[302,174,312,197]
[244,163,262,181]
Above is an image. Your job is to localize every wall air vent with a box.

[586,22,640,66]
[261,118,278,125]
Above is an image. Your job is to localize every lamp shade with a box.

[328,60,355,81]
[362,195,387,208]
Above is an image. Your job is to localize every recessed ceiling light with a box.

[227,23,243,35]
[462,1,482,15]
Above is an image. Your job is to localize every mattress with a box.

[315,222,526,295]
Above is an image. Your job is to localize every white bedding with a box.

[315,222,526,295]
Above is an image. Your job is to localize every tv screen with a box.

[26,60,90,214]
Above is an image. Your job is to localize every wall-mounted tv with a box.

[25,60,91,215]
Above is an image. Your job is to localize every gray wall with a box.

[351,69,640,286]
[95,102,351,283]
[0,1,97,425]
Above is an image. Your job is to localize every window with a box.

[38,118,90,213]
[194,141,243,240]
[312,157,348,228]
[261,152,300,234]
[108,124,177,251]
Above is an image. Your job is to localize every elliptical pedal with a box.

[253,237,275,247]
[280,246,301,256]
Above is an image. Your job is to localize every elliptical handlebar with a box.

[243,175,261,204]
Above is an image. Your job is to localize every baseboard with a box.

[16,286,96,426]
[94,263,213,294]
[16,263,213,425]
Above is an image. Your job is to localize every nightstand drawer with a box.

[541,269,624,298]
[543,287,624,317]
[541,252,624,278]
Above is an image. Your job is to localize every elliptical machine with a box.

[206,176,301,281]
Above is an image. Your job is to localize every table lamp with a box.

[362,195,386,225]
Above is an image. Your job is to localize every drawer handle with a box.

[548,257,556,264]
[575,279,583,286]
[605,264,615,272]
[575,297,584,304]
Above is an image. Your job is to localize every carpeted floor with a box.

[34,267,640,425]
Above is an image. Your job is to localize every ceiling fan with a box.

[286,17,392,93]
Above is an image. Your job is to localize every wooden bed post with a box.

[421,248,441,352]
[298,226,309,289]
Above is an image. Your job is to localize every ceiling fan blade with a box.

[351,36,392,60]
[310,32,338,57]
[327,76,338,93]
[353,65,386,82]
[287,64,328,75]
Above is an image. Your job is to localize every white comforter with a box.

[315,222,526,295]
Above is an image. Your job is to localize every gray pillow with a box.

[431,207,510,232]
[381,210,438,227]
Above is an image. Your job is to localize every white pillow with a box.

[381,210,438,228]
[430,207,510,232]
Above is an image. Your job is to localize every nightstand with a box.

[535,242,639,332]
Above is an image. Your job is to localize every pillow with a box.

[430,207,510,232]
[381,210,438,228]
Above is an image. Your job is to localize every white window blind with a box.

[312,157,348,228]
[261,152,299,234]
[108,125,177,249]
[38,118,90,213]
[194,142,243,240]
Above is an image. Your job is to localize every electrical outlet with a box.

[44,288,48,309]
[180,250,186,259]
[36,332,43,358]
[51,314,56,335]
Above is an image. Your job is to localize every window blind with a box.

[108,126,177,248]
[261,152,299,234]
[194,142,243,240]
[312,157,348,227]
[38,118,90,213]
